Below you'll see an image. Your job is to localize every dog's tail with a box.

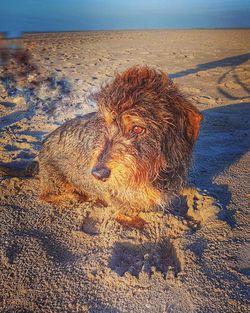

[0,160,39,178]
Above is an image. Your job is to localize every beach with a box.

[0,29,249,313]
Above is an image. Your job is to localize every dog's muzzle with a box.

[91,166,111,182]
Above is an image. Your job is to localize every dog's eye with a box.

[132,126,145,135]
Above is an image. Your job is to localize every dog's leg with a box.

[115,213,147,230]
[39,162,85,204]
[105,193,149,229]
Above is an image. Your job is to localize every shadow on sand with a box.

[190,102,250,227]
[170,53,250,101]
[170,53,250,226]
[0,47,71,128]
[0,47,71,175]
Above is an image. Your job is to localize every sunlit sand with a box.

[0,29,249,313]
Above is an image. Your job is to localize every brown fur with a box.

[38,66,202,224]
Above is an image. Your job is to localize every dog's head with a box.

[90,66,202,192]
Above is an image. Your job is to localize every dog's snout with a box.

[91,166,111,181]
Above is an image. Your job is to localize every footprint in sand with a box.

[176,187,221,227]
[109,239,182,278]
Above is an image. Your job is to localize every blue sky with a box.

[1,0,250,36]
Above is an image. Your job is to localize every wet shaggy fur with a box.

[38,66,202,213]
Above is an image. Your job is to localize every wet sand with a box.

[0,29,249,313]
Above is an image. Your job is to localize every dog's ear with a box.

[158,105,202,192]
[185,108,203,144]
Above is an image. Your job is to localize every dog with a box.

[38,66,202,227]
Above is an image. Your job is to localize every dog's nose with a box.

[91,166,111,181]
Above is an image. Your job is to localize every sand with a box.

[0,30,249,313]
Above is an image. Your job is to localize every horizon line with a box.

[1,26,250,39]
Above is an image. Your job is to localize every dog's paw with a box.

[39,191,84,205]
[115,213,147,230]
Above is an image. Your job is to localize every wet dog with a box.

[38,66,202,226]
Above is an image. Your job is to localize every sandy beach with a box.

[0,29,249,313]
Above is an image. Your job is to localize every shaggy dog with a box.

[38,66,202,227]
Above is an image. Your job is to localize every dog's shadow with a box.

[189,102,250,227]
